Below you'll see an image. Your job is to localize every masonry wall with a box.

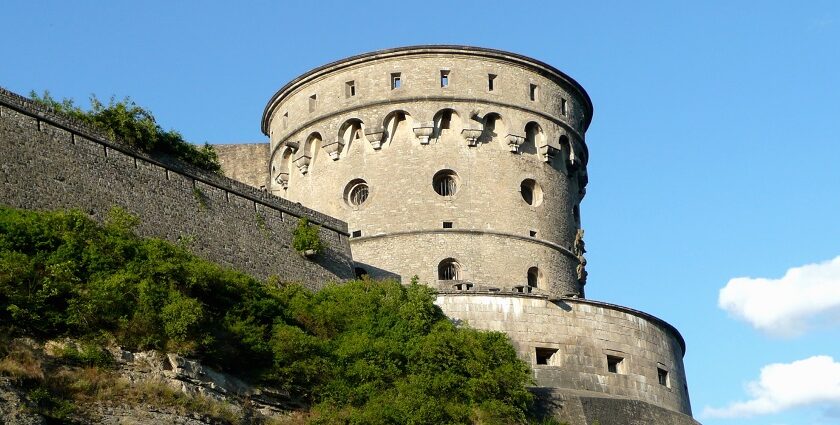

[0,88,354,288]
[214,143,270,189]
[436,294,692,416]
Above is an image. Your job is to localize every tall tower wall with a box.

[262,46,592,298]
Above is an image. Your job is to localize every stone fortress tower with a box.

[258,46,700,424]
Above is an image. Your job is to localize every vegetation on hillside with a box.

[29,91,222,173]
[0,206,537,423]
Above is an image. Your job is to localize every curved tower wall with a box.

[263,47,591,297]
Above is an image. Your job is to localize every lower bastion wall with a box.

[0,88,354,288]
[435,294,693,418]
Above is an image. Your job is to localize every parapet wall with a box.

[436,293,692,416]
[0,87,354,288]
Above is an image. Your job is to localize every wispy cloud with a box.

[718,256,840,336]
[703,356,840,418]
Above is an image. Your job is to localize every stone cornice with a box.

[261,45,594,135]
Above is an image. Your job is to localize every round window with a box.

[520,179,543,206]
[433,170,459,197]
[344,179,369,207]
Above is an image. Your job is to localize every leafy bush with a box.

[0,206,536,423]
[292,218,323,255]
[29,91,222,173]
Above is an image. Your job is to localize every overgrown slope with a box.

[0,206,536,424]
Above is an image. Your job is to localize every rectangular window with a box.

[351,230,362,238]
[535,347,558,365]
[529,230,537,237]
[561,98,567,115]
[488,74,496,91]
[529,83,539,101]
[309,94,317,112]
[391,73,402,90]
[345,81,356,98]
[440,70,449,87]
[442,221,453,229]
[658,367,670,387]
[283,112,288,129]
[607,355,623,374]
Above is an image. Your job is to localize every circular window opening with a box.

[438,258,461,280]
[433,170,459,197]
[344,179,369,207]
[520,179,543,206]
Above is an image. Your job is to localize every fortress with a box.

[0,46,700,424]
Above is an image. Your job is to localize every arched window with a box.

[527,267,541,288]
[383,111,412,145]
[438,259,461,280]
[432,109,461,140]
[520,179,543,206]
[522,122,543,155]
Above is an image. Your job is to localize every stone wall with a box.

[0,87,354,288]
[214,143,270,189]
[436,293,693,416]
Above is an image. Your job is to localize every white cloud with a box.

[703,356,840,418]
[718,256,840,336]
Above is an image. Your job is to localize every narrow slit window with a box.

[309,94,317,112]
[561,98,567,115]
[440,70,449,87]
[529,83,539,101]
[282,112,288,129]
[658,367,670,387]
[488,74,496,91]
[345,81,356,97]
[391,73,402,90]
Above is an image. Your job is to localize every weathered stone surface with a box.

[213,143,270,190]
[0,378,46,425]
[0,87,354,289]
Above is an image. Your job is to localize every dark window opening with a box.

[351,230,362,238]
[283,112,288,129]
[527,267,540,287]
[391,73,401,89]
[433,170,458,197]
[440,70,449,87]
[354,267,369,279]
[607,355,623,374]
[658,368,670,387]
[440,110,452,129]
[488,74,496,91]
[535,347,558,365]
[529,83,539,101]
[561,98,567,115]
[438,259,460,280]
[442,221,453,229]
[345,81,356,97]
[529,230,537,237]
[309,94,317,112]
[573,205,581,226]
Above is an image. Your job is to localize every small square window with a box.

[391,73,402,90]
[529,230,537,237]
[488,74,496,91]
[607,355,623,374]
[440,70,449,87]
[442,221,453,229]
[535,347,558,365]
[345,81,356,98]
[351,230,362,238]
[309,94,317,112]
[529,83,539,101]
[658,367,670,387]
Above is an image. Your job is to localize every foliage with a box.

[292,218,323,255]
[0,206,536,424]
[29,90,222,173]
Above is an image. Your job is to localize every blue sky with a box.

[2,1,839,423]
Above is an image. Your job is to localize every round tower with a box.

[262,46,591,298]
[261,46,698,423]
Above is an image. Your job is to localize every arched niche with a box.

[382,110,413,146]
[432,108,462,140]
[522,121,544,155]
